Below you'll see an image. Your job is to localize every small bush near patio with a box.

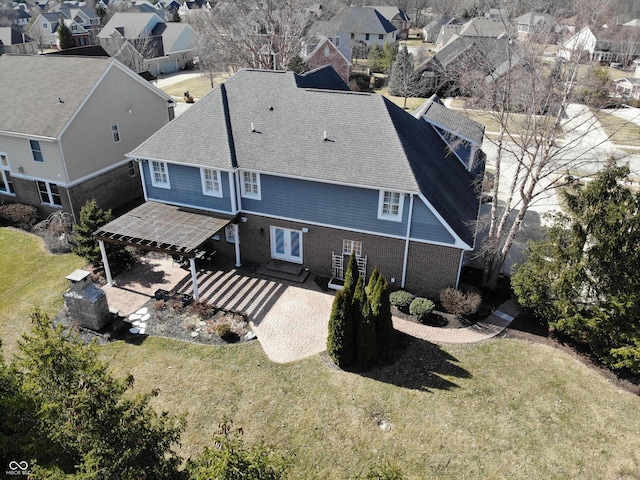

[440,287,482,317]
[32,211,74,254]
[389,290,413,311]
[409,297,435,321]
[0,203,37,230]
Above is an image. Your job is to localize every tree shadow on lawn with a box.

[359,332,471,392]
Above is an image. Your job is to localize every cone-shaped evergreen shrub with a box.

[365,268,380,297]
[374,277,395,352]
[326,289,355,368]
[343,252,359,297]
[356,296,378,368]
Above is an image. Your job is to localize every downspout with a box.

[455,250,465,289]
[58,140,76,223]
[228,171,237,213]
[400,193,414,288]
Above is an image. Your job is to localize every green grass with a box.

[375,87,429,112]
[161,73,229,101]
[593,110,640,146]
[0,228,85,358]
[2,227,640,479]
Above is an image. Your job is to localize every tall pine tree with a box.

[57,18,74,50]
[326,289,355,368]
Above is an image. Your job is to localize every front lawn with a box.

[2,227,639,479]
[593,109,640,146]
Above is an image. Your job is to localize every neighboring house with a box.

[414,36,512,97]
[413,95,485,174]
[301,35,351,84]
[613,77,640,99]
[111,66,484,298]
[368,6,410,40]
[1,6,31,29]
[0,26,38,54]
[317,6,397,58]
[27,6,101,49]
[98,12,195,74]
[306,16,352,63]
[422,16,459,43]
[558,26,640,64]
[515,11,557,40]
[436,17,508,49]
[0,55,176,220]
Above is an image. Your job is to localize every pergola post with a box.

[233,223,241,267]
[189,257,199,302]
[98,239,113,286]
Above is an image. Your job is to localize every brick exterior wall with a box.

[3,162,142,221]
[235,214,461,297]
[305,42,350,85]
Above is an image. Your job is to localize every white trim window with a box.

[225,224,236,243]
[150,161,170,189]
[36,180,62,206]
[111,124,120,143]
[241,170,261,199]
[378,190,403,221]
[342,239,363,257]
[30,139,43,162]
[0,153,15,195]
[201,168,222,197]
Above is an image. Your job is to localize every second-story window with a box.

[241,171,261,199]
[111,124,120,143]
[379,34,384,40]
[150,161,170,189]
[365,33,370,40]
[201,168,222,197]
[30,139,43,162]
[378,190,403,221]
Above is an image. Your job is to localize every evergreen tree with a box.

[356,296,378,368]
[13,310,185,478]
[343,251,359,297]
[379,42,396,73]
[367,43,383,72]
[388,45,415,109]
[287,54,306,74]
[371,276,394,352]
[74,199,134,274]
[186,417,290,480]
[57,18,74,50]
[327,289,355,368]
[365,267,379,297]
[512,162,640,373]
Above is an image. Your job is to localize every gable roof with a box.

[0,26,26,45]
[369,6,409,22]
[457,17,508,38]
[0,56,169,139]
[98,12,163,39]
[130,66,480,247]
[336,6,397,34]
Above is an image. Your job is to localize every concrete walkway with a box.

[102,256,519,363]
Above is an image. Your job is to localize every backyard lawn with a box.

[2,227,640,479]
[160,72,229,101]
[593,109,640,147]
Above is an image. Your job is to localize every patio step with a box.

[256,261,309,283]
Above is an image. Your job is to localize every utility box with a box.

[63,270,111,330]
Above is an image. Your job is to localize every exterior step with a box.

[256,261,309,283]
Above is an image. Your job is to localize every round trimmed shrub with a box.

[409,297,435,320]
[389,290,413,311]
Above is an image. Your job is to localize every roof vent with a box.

[269,106,273,111]
[58,96,64,103]
[323,131,328,141]
[251,122,255,132]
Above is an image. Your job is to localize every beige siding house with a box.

[0,55,175,220]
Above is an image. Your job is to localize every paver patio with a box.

[103,255,518,363]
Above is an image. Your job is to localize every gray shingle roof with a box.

[98,12,161,39]
[415,95,485,146]
[0,55,113,138]
[130,66,480,246]
[336,6,397,34]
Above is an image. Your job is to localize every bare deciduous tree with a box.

[453,11,627,289]
[187,0,314,75]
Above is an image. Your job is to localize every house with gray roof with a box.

[98,12,195,74]
[116,65,484,297]
[0,26,38,54]
[0,55,176,220]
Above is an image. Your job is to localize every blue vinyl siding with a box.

[241,174,409,237]
[410,197,455,244]
[143,161,233,213]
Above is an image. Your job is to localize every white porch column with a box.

[98,240,113,286]
[234,223,241,267]
[189,257,199,302]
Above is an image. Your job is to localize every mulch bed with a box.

[54,298,254,347]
